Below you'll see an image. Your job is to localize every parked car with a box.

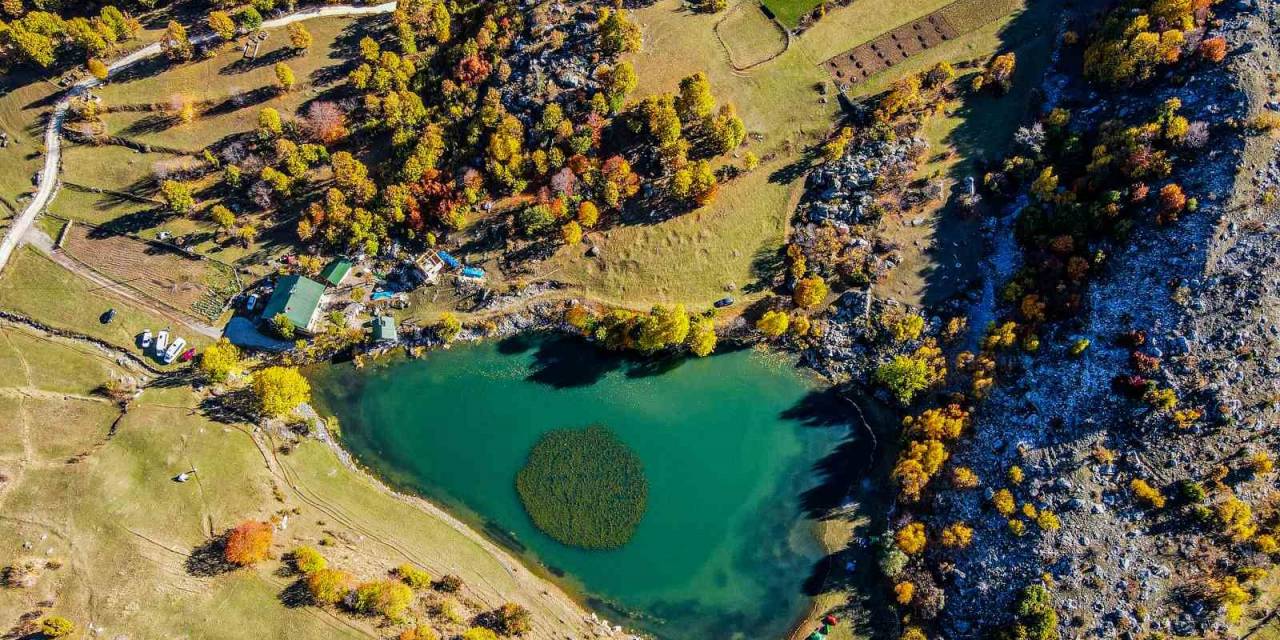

[178,348,196,363]
[164,337,186,364]
[714,296,735,308]
[155,329,169,354]
[245,293,259,312]
[100,308,116,324]
[139,329,153,349]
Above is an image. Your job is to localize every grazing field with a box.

[0,326,593,640]
[0,73,59,215]
[717,1,789,69]
[61,223,240,324]
[0,246,211,354]
[762,0,824,30]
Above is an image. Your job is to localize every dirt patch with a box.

[60,223,238,323]
[822,13,959,88]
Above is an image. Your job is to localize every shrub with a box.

[40,616,75,638]
[292,546,327,574]
[792,275,829,308]
[940,523,973,548]
[437,312,462,343]
[353,579,414,622]
[515,426,647,549]
[756,310,790,338]
[895,522,926,555]
[1250,451,1274,474]
[1180,480,1207,503]
[1129,479,1166,509]
[1009,584,1057,640]
[1217,496,1257,542]
[400,626,440,640]
[435,574,464,593]
[224,521,273,566]
[993,489,1016,516]
[462,629,500,640]
[1008,519,1026,536]
[306,568,354,604]
[1035,511,1061,531]
[901,629,927,640]
[397,563,431,590]
[1007,466,1025,484]
[951,466,979,489]
[894,581,914,604]
[1069,338,1090,356]
[491,602,532,636]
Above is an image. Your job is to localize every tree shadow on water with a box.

[525,334,623,389]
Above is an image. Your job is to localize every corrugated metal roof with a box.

[260,275,324,332]
[319,258,353,286]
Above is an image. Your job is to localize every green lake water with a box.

[310,333,854,639]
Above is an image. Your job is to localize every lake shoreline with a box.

[311,324,873,640]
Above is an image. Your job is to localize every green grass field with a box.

[762,0,824,29]
[0,321,593,640]
[0,246,212,356]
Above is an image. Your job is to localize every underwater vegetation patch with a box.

[515,426,648,550]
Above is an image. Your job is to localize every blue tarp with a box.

[437,251,461,269]
[460,266,485,279]
[370,291,395,301]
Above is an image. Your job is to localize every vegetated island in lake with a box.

[515,425,648,550]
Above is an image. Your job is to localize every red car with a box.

[178,348,196,362]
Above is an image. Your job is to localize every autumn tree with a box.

[257,107,283,140]
[437,312,462,343]
[602,61,638,111]
[676,72,716,122]
[577,201,599,227]
[288,22,312,51]
[291,546,327,574]
[793,275,828,308]
[274,62,295,92]
[87,58,108,81]
[161,20,193,61]
[353,580,414,622]
[636,304,690,352]
[687,316,717,357]
[208,10,236,42]
[199,338,241,382]
[304,101,348,144]
[560,220,582,245]
[983,52,1017,93]
[307,568,355,605]
[757,310,789,338]
[597,7,641,55]
[1199,36,1226,63]
[895,522,926,555]
[161,180,195,214]
[491,603,533,636]
[331,152,376,203]
[224,520,273,566]
[40,617,75,638]
[251,366,311,418]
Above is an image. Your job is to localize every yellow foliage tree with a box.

[895,522,927,555]
[251,366,311,418]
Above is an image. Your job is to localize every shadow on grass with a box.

[186,533,236,577]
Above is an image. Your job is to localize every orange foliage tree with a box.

[224,521,273,566]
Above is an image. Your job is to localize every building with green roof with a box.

[260,275,325,335]
[319,258,353,287]
[369,315,398,344]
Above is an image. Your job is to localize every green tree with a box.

[251,366,311,418]
[198,338,241,382]
[604,61,638,110]
[207,10,235,41]
[875,355,932,404]
[238,7,262,32]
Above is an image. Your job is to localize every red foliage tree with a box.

[224,521,273,566]
[1199,36,1227,63]
[303,101,348,145]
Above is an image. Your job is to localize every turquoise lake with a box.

[310,333,853,639]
